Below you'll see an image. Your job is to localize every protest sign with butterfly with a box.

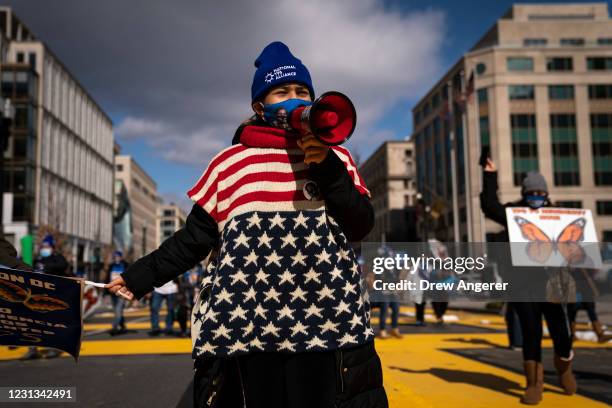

[0,267,83,359]
[506,207,602,269]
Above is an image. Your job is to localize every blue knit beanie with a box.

[251,42,314,103]
[42,234,55,248]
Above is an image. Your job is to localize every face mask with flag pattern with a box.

[262,99,312,130]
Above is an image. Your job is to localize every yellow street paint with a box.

[1,308,609,407]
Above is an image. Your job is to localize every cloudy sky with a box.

[3,0,598,211]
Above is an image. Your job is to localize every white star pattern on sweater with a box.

[220,253,235,269]
[304,230,321,248]
[293,212,309,229]
[269,213,286,229]
[233,231,251,249]
[316,285,335,301]
[264,287,281,303]
[305,336,327,350]
[229,270,248,286]
[315,249,332,265]
[304,303,324,319]
[212,324,232,340]
[304,268,321,284]
[243,250,258,267]
[254,303,268,319]
[257,232,273,249]
[315,212,327,228]
[289,286,307,303]
[243,286,257,303]
[319,319,340,334]
[278,269,296,285]
[277,304,296,320]
[329,266,343,282]
[290,250,307,266]
[215,288,234,305]
[246,212,262,229]
[229,305,248,322]
[280,232,298,249]
[191,209,373,359]
[265,250,283,268]
[255,268,270,285]
[261,321,281,337]
[277,339,297,352]
[342,281,357,297]
[290,321,308,337]
[338,333,358,347]
[333,300,351,317]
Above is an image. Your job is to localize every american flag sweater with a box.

[186,125,374,358]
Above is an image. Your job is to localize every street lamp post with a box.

[0,97,15,234]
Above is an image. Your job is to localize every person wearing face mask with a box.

[21,234,70,360]
[480,158,576,405]
[107,42,387,408]
[35,234,69,277]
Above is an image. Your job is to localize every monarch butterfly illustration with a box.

[0,280,69,312]
[514,216,586,265]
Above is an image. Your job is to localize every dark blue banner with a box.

[0,267,83,359]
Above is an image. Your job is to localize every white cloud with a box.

[8,0,446,166]
[114,0,446,164]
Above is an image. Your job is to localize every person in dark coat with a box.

[108,42,387,408]
[480,158,576,405]
[35,234,69,277]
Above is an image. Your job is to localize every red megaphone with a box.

[289,91,357,146]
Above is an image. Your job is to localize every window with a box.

[550,114,580,186]
[597,201,612,215]
[556,201,582,209]
[547,57,573,71]
[115,164,123,171]
[432,93,440,109]
[16,52,24,63]
[509,85,534,100]
[548,85,574,100]
[28,53,36,68]
[598,38,612,46]
[511,114,538,186]
[587,57,612,70]
[476,63,487,75]
[163,209,174,217]
[477,88,488,103]
[524,38,547,47]
[480,116,490,148]
[162,220,174,227]
[423,101,431,117]
[414,110,420,126]
[560,38,584,46]
[507,57,533,71]
[588,85,612,99]
[435,141,443,196]
[591,114,612,185]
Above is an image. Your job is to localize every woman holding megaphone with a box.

[107,41,387,408]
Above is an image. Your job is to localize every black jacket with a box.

[36,252,70,277]
[122,147,374,300]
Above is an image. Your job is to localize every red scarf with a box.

[239,126,300,149]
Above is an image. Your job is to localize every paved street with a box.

[1,303,610,407]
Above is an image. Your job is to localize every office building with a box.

[360,140,418,242]
[157,203,186,246]
[412,3,612,241]
[114,154,158,258]
[0,7,114,263]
